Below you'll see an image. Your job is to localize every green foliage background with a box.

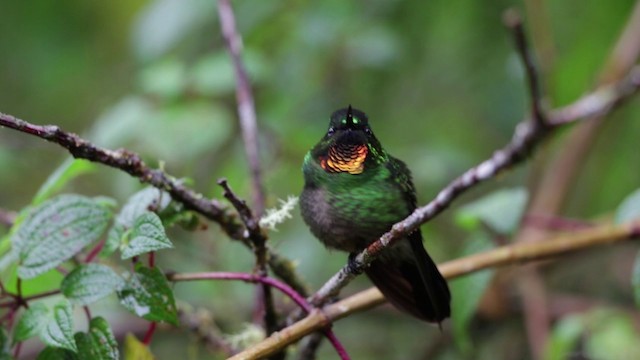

[1,1,640,359]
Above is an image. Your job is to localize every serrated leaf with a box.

[121,212,173,260]
[75,317,119,360]
[451,233,495,353]
[117,264,178,325]
[103,188,171,258]
[40,300,76,352]
[32,159,96,206]
[124,333,154,360]
[115,188,171,230]
[455,188,528,234]
[12,195,112,279]
[14,302,49,342]
[615,188,640,224]
[61,264,124,306]
[36,347,79,360]
[102,225,125,258]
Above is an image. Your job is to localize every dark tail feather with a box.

[364,232,450,323]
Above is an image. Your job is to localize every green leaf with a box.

[40,300,77,352]
[14,302,49,342]
[124,333,154,360]
[632,250,640,307]
[615,188,640,224]
[32,159,96,206]
[117,264,178,325]
[12,195,112,279]
[61,264,125,306]
[0,327,9,360]
[75,317,119,360]
[450,232,495,353]
[36,347,79,360]
[455,187,528,234]
[102,187,171,258]
[121,212,173,260]
[545,315,585,360]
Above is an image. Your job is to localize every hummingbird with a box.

[300,105,451,323]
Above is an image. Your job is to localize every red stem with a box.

[83,306,92,323]
[142,322,157,345]
[13,341,22,359]
[85,238,106,263]
[148,252,155,268]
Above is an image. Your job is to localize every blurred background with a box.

[1,0,640,359]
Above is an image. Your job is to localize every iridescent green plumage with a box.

[300,106,451,323]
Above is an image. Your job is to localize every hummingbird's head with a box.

[311,105,384,174]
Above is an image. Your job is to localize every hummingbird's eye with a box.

[327,127,335,137]
[364,127,372,135]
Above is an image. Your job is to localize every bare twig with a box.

[308,64,640,307]
[504,9,546,125]
[218,0,265,216]
[233,222,640,359]
[217,179,278,336]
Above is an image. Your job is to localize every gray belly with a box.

[300,186,406,253]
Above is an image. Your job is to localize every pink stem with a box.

[170,271,350,360]
[143,322,157,345]
[84,238,106,263]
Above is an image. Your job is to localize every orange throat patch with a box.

[320,144,368,174]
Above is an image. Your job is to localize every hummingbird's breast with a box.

[300,166,410,252]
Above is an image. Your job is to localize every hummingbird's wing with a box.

[365,231,451,323]
[367,157,451,323]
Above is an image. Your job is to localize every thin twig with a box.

[504,9,546,125]
[217,179,278,336]
[232,222,640,359]
[218,0,266,216]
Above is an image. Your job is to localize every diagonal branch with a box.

[308,65,640,307]
[0,112,308,299]
[234,222,640,359]
[0,113,241,237]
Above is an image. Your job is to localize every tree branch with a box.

[0,112,309,301]
[308,64,640,307]
[233,222,640,359]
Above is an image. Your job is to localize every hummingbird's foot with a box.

[347,253,364,275]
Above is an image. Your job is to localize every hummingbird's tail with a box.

[364,232,450,323]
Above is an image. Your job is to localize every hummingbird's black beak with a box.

[346,104,355,129]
